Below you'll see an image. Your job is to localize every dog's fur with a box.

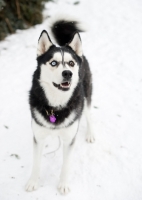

[25,18,94,195]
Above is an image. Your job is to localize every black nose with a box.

[62,70,72,79]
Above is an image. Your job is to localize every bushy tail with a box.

[50,18,86,46]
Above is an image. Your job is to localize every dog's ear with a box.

[37,30,53,56]
[68,32,82,57]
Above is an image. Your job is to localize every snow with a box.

[0,0,142,199]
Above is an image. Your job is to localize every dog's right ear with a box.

[37,30,53,56]
[68,32,82,57]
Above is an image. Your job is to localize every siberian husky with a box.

[25,17,94,195]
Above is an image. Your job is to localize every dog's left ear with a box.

[68,32,82,57]
[37,30,53,56]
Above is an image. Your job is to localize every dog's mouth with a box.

[60,81,71,88]
[53,81,71,91]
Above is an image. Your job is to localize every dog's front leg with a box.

[25,137,44,192]
[25,121,47,192]
[85,104,95,143]
[58,121,78,195]
[58,143,74,194]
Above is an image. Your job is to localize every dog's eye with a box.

[50,61,57,67]
[69,61,75,67]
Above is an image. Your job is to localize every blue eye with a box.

[50,61,57,67]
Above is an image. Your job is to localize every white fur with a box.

[68,33,82,56]
[25,103,95,194]
[84,100,95,143]
[39,52,79,107]
[26,119,79,194]
[37,32,52,56]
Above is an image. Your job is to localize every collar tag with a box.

[49,115,56,123]
[46,109,56,123]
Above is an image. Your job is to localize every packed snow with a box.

[0,0,142,199]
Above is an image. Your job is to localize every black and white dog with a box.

[25,18,94,194]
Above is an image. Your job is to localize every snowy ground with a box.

[0,0,142,199]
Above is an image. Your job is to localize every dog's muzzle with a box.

[53,70,72,91]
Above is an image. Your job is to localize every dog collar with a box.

[45,109,56,123]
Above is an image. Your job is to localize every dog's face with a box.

[37,31,82,93]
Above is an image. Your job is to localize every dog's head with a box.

[37,30,82,92]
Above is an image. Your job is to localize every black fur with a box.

[29,20,92,129]
[30,60,84,128]
[51,20,84,46]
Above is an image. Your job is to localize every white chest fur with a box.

[39,81,74,108]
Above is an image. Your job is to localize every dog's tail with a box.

[50,16,86,46]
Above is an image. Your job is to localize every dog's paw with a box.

[58,181,71,195]
[25,179,39,192]
[86,134,95,143]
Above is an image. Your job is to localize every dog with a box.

[25,17,94,195]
